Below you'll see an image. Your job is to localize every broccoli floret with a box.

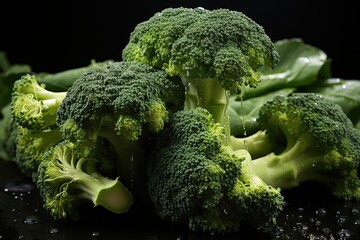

[36,140,133,220]
[15,125,63,176]
[11,74,66,131]
[122,7,279,129]
[147,107,284,233]
[0,103,17,161]
[56,61,184,204]
[245,93,360,200]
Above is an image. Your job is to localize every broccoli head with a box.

[122,7,279,127]
[56,61,184,205]
[147,107,283,233]
[36,139,133,220]
[246,93,360,200]
[11,74,66,131]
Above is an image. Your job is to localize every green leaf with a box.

[301,78,360,126]
[0,64,32,118]
[228,88,295,137]
[241,38,328,99]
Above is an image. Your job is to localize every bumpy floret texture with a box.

[147,107,284,233]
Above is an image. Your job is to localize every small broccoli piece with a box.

[246,93,360,200]
[0,103,17,161]
[11,74,66,131]
[56,61,184,204]
[122,7,279,129]
[15,125,63,176]
[147,107,284,233]
[36,140,133,220]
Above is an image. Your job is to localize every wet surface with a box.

[1,160,359,240]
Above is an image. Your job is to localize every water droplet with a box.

[337,229,352,238]
[354,219,360,225]
[316,208,327,216]
[23,215,40,224]
[92,231,100,237]
[292,221,309,236]
[351,208,359,216]
[322,227,331,234]
[298,207,304,213]
[18,236,24,239]
[337,216,347,226]
[49,228,60,234]
[142,234,158,240]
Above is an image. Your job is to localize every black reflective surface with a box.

[1,160,359,240]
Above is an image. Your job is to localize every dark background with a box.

[1,0,359,79]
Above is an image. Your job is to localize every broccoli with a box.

[56,60,184,205]
[36,139,133,220]
[14,125,63,176]
[147,107,284,233]
[125,6,283,233]
[122,7,279,129]
[244,93,360,200]
[11,74,67,131]
[0,103,18,161]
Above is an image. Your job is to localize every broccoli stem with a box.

[35,90,67,101]
[245,140,335,190]
[76,175,133,213]
[97,118,148,202]
[230,130,274,158]
[49,156,133,213]
[183,77,230,136]
[183,77,228,124]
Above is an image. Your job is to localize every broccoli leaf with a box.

[241,38,328,99]
[300,78,360,126]
[0,64,32,118]
[228,88,295,137]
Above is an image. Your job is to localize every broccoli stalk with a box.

[37,140,133,220]
[230,130,275,158]
[246,93,360,200]
[11,74,66,130]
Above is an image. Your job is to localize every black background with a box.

[1,0,359,79]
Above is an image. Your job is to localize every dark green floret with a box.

[122,7,279,127]
[147,107,284,233]
[56,61,184,203]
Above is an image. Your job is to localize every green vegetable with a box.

[56,61,184,209]
[228,88,295,137]
[122,7,279,128]
[11,74,67,131]
[36,139,133,220]
[300,78,360,127]
[2,6,360,236]
[147,108,284,233]
[129,7,284,233]
[0,53,32,118]
[15,125,63,176]
[245,93,360,200]
[37,59,113,91]
[241,38,328,99]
